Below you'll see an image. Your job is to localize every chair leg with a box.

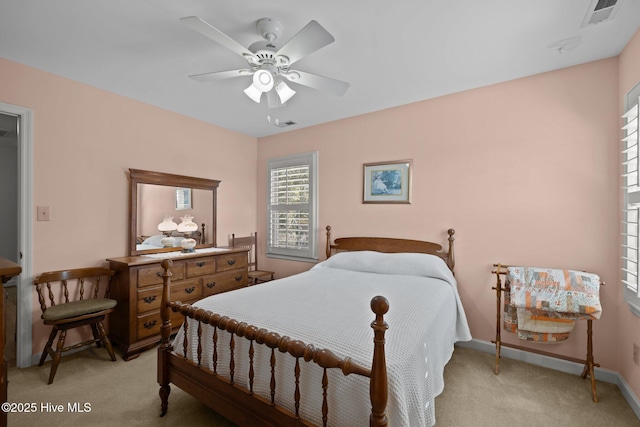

[96,321,116,362]
[39,327,58,366]
[90,323,102,348]
[48,329,67,384]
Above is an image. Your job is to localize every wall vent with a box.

[581,0,620,27]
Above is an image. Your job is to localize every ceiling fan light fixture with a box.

[244,69,275,103]
[253,69,274,92]
[243,84,262,103]
[275,81,296,104]
[183,15,350,113]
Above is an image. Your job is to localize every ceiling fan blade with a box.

[275,20,334,66]
[281,70,350,96]
[180,16,257,61]
[188,69,253,83]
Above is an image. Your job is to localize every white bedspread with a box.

[172,251,471,426]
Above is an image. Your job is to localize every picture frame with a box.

[363,160,412,204]
[175,187,192,210]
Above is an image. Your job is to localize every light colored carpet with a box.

[6,345,640,426]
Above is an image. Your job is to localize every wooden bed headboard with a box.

[325,225,456,272]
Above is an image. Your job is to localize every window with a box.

[622,83,640,317]
[266,152,318,262]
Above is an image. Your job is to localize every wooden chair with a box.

[230,232,275,285]
[33,267,118,384]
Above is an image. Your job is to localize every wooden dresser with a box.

[107,248,248,360]
[0,257,21,427]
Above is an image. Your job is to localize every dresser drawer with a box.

[136,278,202,313]
[171,278,202,301]
[216,253,248,272]
[136,310,184,340]
[202,269,248,297]
[137,263,184,288]
[137,287,162,313]
[185,258,216,278]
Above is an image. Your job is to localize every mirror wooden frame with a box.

[128,169,220,256]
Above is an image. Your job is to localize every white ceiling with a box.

[1,0,639,138]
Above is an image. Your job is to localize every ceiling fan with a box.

[180,16,350,112]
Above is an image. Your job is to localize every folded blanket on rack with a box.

[503,290,572,342]
[504,266,602,342]
[516,307,576,333]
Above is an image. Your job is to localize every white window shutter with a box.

[267,152,318,261]
[622,95,640,316]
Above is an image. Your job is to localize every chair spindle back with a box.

[34,267,115,315]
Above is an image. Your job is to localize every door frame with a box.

[0,102,33,368]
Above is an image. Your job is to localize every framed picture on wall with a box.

[175,187,192,210]
[363,160,412,204]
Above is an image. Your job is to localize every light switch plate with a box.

[37,206,50,221]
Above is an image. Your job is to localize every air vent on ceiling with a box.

[581,0,620,28]
[275,120,297,128]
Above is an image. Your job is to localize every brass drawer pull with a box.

[143,296,157,304]
[227,259,236,266]
[184,286,196,294]
[143,320,157,329]
[196,262,206,267]
[206,282,216,289]
[235,275,243,282]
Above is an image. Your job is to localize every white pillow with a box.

[142,234,187,248]
[141,234,165,247]
[313,250,454,283]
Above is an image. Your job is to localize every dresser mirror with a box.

[128,169,220,256]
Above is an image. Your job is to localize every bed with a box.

[157,226,471,426]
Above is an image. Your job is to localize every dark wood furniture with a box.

[110,167,243,360]
[157,226,456,426]
[0,258,21,427]
[108,248,249,360]
[230,232,275,285]
[326,225,455,271]
[33,268,118,384]
[491,263,602,402]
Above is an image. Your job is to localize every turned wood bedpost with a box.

[325,225,332,259]
[158,259,173,416]
[447,229,455,273]
[369,296,389,427]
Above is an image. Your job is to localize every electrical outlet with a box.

[634,343,640,367]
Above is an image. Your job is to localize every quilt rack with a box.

[491,263,603,403]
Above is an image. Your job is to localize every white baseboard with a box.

[457,339,640,419]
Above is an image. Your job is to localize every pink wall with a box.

[618,28,640,401]
[1,29,638,399]
[258,58,621,375]
[0,58,257,356]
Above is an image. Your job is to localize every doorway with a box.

[0,112,18,363]
[0,102,33,368]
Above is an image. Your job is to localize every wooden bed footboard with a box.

[157,259,390,427]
